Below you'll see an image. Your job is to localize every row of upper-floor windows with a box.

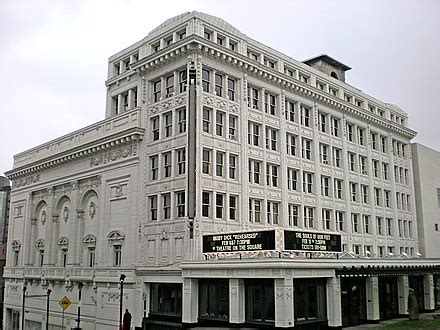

[202,67,237,101]
[153,69,188,102]
[348,245,414,258]
[112,87,138,115]
[203,27,238,52]
[151,27,187,53]
[112,52,140,77]
[148,191,187,220]
[150,107,187,141]
[149,148,186,180]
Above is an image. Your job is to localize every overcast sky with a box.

[1,0,439,177]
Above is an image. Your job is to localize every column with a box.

[229,279,245,324]
[424,274,435,311]
[398,275,409,315]
[128,89,133,110]
[75,210,85,265]
[366,277,380,322]
[51,215,59,266]
[28,218,38,265]
[182,278,198,324]
[117,94,123,114]
[274,278,294,328]
[326,277,342,327]
[44,188,55,265]
[68,182,80,266]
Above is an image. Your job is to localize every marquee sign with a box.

[202,230,276,253]
[284,230,342,252]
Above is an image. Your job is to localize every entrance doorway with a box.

[409,276,425,311]
[379,277,399,320]
[341,277,367,327]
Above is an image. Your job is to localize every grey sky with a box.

[1,0,439,176]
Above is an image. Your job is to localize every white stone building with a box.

[3,11,440,329]
[412,143,440,258]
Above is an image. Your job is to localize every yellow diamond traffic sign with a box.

[59,296,71,310]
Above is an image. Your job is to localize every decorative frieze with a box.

[90,145,137,167]
[13,174,39,189]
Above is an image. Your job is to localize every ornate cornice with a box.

[7,127,144,181]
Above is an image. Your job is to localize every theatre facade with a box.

[4,11,440,329]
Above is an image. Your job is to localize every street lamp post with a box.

[22,285,27,330]
[76,282,84,330]
[119,274,126,329]
[46,289,51,330]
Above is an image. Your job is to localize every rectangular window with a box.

[266,164,279,188]
[215,73,223,96]
[348,152,356,172]
[321,176,330,197]
[293,279,327,323]
[162,193,171,219]
[176,148,186,175]
[358,128,365,145]
[352,213,360,233]
[203,107,211,133]
[377,217,383,235]
[229,115,237,140]
[249,199,261,223]
[380,136,387,153]
[331,118,340,137]
[229,154,237,180]
[248,160,261,184]
[227,78,236,101]
[372,160,379,178]
[287,168,298,191]
[163,152,172,178]
[383,163,389,180]
[198,279,229,321]
[265,127,277,151]
[202,148,211,174]
[176,191,185,217]
[371,133,378,150]
[202,191,211,217]
[150,155,158,180]
[350,182,357,202]
[202,68,210,92]
[216,111,225,136]
[361,185,368,204]
[152,116,159,141]
[301,138,312,160]
[320,144,329,164]
[153,80,161,102]
[229,195,237,220]
[386,218,392,236]
[288,204,299,227]
[88,247,95,267]
[248,122,261,146]
[363,215,370,234]
[333,147,341,167]
[302,172,313,194]
[319,113,327,133]
[347,123,354,142]
[113,245,121,266]
[285,100,296,122]
[165,74,174,96]
[359,156,367,174]
[384,190,391,208]
[322,209,331,230]
[149,195,158,221]
[216,193,224,219]
[179,69,187,93]
[334,179,343,199]
[336,211,344,231]
[163,111,172,138]
[286,133,297,156]
[264,93,276,115]
[374,188,381,206]
[300,106,310,127]
[177,107,186,133]
[150,283,182,317]
[303,206,314,228]
[248,86,259,110]
[266,201,279,225]
[216,151,224,177]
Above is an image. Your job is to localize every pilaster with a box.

[423,274,435,311]
[274,278,294,328]
[182,278,198,324]
[326,277,342,327]
[75,210,85,265]
[366,277,380,322]
[398,275,409,315]
[229,279,245,324]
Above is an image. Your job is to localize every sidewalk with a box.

[344,311,440,329]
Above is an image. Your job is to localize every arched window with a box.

[330,71,339,80]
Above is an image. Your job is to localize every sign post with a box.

[59,296,71,330]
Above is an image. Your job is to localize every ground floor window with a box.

[198,279,229,321]
[150,283,182,317]
[7,309,20,330]
[294,279,327,323]
[245,279,275,324]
